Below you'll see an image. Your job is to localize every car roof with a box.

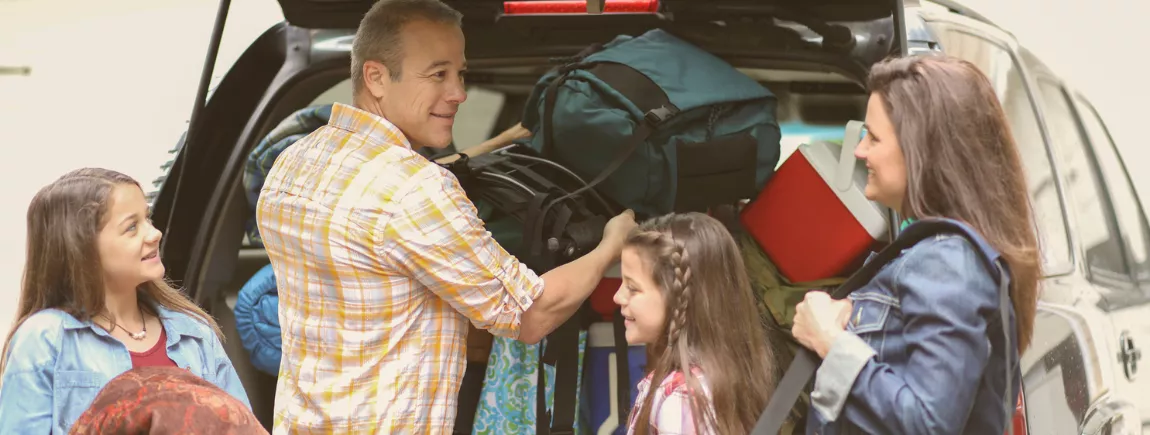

[274,0,904,30]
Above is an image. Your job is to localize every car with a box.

[148,0,1150,433]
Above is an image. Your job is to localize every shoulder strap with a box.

[536,61,680,222]
[537,315,582,435]
[750,218,1015,435]
[612,307,632,427]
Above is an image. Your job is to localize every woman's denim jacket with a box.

[0,305,250,434]
[807,234,1021,435]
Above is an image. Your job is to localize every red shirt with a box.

[129,327,178,368]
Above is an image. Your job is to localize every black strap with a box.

[750,219,1015,435]
[502,160,562,193]
[522,191,559,267]
[537,343,550,435]
[535,61,680,222]
[526,59,681,435]
[548,317,581,435]
[533,198,586,435]
[584,62,676,119]
[612,307,632,426]
[541,71,570,159]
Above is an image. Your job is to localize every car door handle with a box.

[0,66,31,76]
[1118,330,1141,381]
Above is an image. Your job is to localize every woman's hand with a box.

[792,291,853,358]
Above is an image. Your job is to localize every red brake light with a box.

[1007,390,1028,435]
[503,0,659,15]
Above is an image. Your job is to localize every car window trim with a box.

[1070,93,1150,289]
[927,20,1076,277]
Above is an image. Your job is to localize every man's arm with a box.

[383,166,633,344]
[520,237,624,344]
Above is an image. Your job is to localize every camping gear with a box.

[471,334,589,435]
[740,121,889,283]
[233,264,282,376]
[68,367,267,435]
[443,142,616,435]
[243,104,333,247]
[583,322,648,435]
[750,218,1018,435]
[579,264,645,435]
[520,28,782,218]
[736,231,845,329]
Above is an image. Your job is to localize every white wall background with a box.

[0,0,1147,340]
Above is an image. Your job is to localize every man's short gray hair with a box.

[350,0,463,94]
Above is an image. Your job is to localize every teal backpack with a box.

[521,29,782,218]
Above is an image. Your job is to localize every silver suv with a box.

[149,0,1150,433]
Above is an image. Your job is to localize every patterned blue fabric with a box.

[243,104,334,246]
[473,334,587,435]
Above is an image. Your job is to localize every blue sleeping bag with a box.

[235,104,334,375]
[234,263,282,375]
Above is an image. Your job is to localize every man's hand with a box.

[792,291,853,358]
[599,209,637,259]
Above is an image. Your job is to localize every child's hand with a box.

[792,291,853,358]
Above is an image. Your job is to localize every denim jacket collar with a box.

[56,304,207,343]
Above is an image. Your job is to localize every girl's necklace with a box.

[100,306,147,341]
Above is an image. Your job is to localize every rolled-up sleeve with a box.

[384,167,544,339]
[810,331,876,421]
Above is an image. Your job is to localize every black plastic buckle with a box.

[446,153,471,177]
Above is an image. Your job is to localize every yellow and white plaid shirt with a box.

[256,103,544,434]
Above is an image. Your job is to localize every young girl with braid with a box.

[614,212,778,434]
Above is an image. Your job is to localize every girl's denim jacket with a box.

[0,306,250,434]
[807,234,1021,435]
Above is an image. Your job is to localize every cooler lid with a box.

[799,123,889,240]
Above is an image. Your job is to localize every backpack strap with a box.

[534,61,679,435]
[535,315,582,435]
[612,307,632,427]
[750,218,1016,435]
[537,61,680,221]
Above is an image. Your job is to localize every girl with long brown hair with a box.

[0,168,250,434]
[614,212,777,434]
[791,54,1041,434]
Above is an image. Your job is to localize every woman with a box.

[791,54,1040,434]
[0,168,249,434]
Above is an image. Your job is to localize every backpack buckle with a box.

[644,104,680,125]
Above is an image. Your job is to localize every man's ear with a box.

[363,60,390,99]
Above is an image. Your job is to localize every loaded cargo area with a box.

[222,59,891,434]
[175,2,907,432]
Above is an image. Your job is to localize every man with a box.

[255,0,637,433]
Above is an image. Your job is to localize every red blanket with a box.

[69,366,266,435]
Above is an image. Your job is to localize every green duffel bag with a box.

[521,29,783,218]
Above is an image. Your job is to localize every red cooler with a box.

[740,121,889,282]
[589,262,622,321]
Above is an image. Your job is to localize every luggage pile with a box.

[234,27,891,435]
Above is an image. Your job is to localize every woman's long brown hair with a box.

[626,212,777,434]
[0,168,223,373]
[868,55,1042,352]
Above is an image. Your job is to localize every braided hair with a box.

[625,212,776,435]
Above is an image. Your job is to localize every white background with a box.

[0,0,1147,341]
